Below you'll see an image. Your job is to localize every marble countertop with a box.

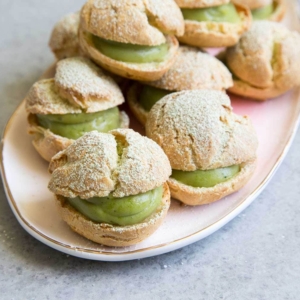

[1,1,300,299]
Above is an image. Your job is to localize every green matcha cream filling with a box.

[37,107,120,139]
[182,3,241,23]
[251,3,274,20]
[172,165,240,188]
[139,85,172,112]
[67,186,163,226]
[91,35,169,63]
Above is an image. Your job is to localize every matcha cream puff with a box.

[226,21,300,100]
[146,90,258,205]
[48,129,171,247]
[78,0,185,81]
[26,57,129,161]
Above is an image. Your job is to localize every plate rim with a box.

[1,90,300,261]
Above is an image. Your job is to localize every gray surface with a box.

[1,1,300,299]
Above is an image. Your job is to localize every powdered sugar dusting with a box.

[49,131,118,199]
[111,129,171,197]
[145,46,233,91]
[55,57,124,111]
[227,21,300,91]
[146,90,258,171]
[80,0,183,45]
[48,129,171,199]
[49,12,80,58]
[25,79,82,114]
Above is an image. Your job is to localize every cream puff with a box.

[175,0,252,47]
[146,90,258,205]
[226,21,300,100]
[78,0,184,81]
[127,46,233,125]
[232,0,286,21]
[48,129,171,247]
[49,12,81,60]
[26,57,129,161]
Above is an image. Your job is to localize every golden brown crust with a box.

[177,3,252,48]
[55,182,170,247]
[49,12,81,60]
[175,0,230,8]
[226,21,300,99]
[144,46,233,91]
[146,90,258,171]
[79,29,179,81]
[168,160,256,205]
[80,0,184,46]
[227,78,289,101]
[233,0,271,10]
[54,57,124,112]
[49,130,172,198]
[27,112,129,162]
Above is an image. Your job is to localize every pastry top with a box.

[49,12,81,59]
[80,0,184,46]
[232,0,272,10]
[175,0,230,8]
[26,57,125,115]
[54,57,124,111]
[25,79,82,115]
[146,90,258,171]
[226,21,300,90]
[144,46,233,91]
[48,129,172,199]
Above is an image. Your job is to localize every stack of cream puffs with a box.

[27,0,300,247]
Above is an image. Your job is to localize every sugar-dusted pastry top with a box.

[175,0,230,8]
[26,57,125,114]
[25,79,82,115]
[48,129,172,199]
[232,0,272,10]
[55,57,124,112]
[144,46,233,91]
[80,0,184,46]
[146,90,258,171]
[49,12,81,59]
[226,21,300,91]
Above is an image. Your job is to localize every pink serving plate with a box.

[1,2,300,261]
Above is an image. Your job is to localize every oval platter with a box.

[1,1,300,261]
